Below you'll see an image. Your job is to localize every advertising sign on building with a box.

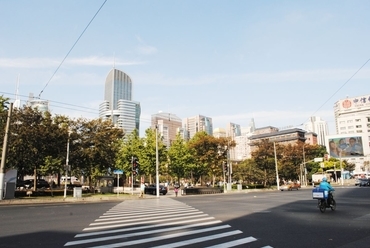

[338,95,370,112]
[328,136,364,158]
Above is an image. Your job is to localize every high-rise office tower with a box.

[151,112,182,147]
[303,116,329,146]
[326,94,370,174]
[99,68,141,134]
[27,93,49,113]
[183,115,213,140]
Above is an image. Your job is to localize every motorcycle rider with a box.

[319,177,335,206]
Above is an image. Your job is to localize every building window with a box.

[357,130,363,133]
[356,125,362,128]
[347,120,353,123]
[348,126,354,129]
[340,127,346,130]
[340,121,346,124]
[355,119,361,122]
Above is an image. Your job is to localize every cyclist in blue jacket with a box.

[319,177,335,206]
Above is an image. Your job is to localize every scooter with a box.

[312,188,336,213]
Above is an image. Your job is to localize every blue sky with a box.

[1,0,369,136]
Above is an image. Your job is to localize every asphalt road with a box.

[0,201,119,248]
[0,186,369,248]
[175,186,370,248]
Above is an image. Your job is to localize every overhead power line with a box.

[310,58,370,118]
[0,91,152,123]
[295,58,370,127]
[38,0,108,98]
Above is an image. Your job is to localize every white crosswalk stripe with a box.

[64,198,272,248]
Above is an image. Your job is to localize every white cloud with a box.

[212,109,335,130]
[135,35,158,55]
[0,56,144,68]
[133,67,370,87]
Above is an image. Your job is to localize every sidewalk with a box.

[1,181,356,205]
[0,192,160,205]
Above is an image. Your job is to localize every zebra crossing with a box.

[64,198,271,248]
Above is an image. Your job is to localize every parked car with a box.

[280,182,301,191]
[358,179,370,187]
[23,179,50,189]
[144,184,168,195]
[16,180,26,189]
[355,178,360,186]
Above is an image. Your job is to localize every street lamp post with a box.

[218,145,228,192]
[340,151,344,186]
[302,144,307,186]
[64,130,71,198]
[0,103,13,201]
[155,125,159,198]
[273,142,280,191]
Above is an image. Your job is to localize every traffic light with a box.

[223,161,228,173]
[132,157,140,176]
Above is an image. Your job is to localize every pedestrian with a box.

[140,182,145,198]
[174,186,179,197]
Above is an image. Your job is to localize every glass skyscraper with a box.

[99,68,141,134]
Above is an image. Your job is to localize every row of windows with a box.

[340,130,365,134]
[339,118,370,125]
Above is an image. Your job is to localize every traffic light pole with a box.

[131,156,134,195]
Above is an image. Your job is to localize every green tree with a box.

[116,129,143,185]
[0,95,9,112]
[280,143,304,181]
[167,134,194,183]
[251,139,281,187]
[70,118,124,188]
[36,112,68,182]
[140,128,167,184]
[7,107,52,184]
[187,132,228,185]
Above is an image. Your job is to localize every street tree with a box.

[7,107,58,189]
[116,129,143,184]
[187,132,228,185]
[251,139,281,187]
[70,118,124,188]
[167,134,194,184]
[140,128,167,184]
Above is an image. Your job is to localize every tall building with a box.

[234,134,253,160]
[183,115,213,140]
[334,94,370,135]
[99,68,141,134]
[213,128,226,138]
[325,94,370,174]
[233,119,256,160]
[303,116,329,146]
[249,127,307,149]
[151,112,182,147]
[27,93,49,113]
[226,122,241,137]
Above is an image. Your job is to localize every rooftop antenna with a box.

[113,52,116,69]
[13,74,21,109]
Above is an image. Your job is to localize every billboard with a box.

[337,95,370,111]
[328,136,364,158]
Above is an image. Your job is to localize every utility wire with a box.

[38,0,107,98]
[298,58,370,126]
[1,91,152,123]
[0,91,98,111]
